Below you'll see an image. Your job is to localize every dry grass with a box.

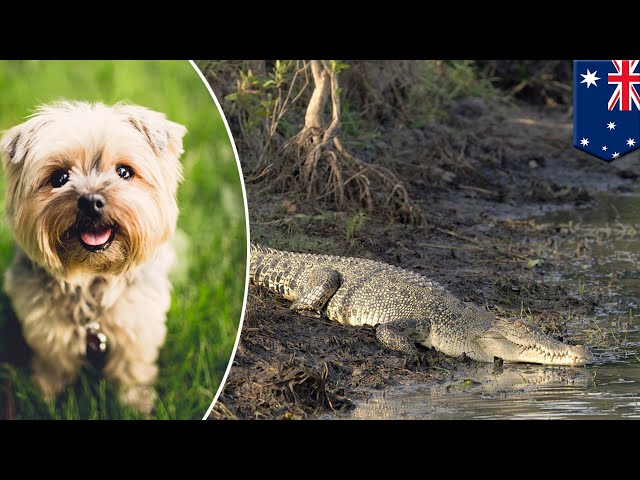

[197,60,498,224]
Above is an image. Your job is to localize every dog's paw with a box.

[119,385,157,415]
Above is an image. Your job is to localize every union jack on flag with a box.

[574,60,640,161]
[607,60,640,111]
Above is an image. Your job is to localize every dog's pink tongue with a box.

[81,228,112,246]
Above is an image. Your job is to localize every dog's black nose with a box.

[78,194,106,217]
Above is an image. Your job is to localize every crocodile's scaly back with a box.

[249,243,593,366]
[250,243,453,324]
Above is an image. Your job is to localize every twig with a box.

[435,227,485,246]
[459,185,500,197]
[418,242,483,252]
[433,227,528,261]
[244,164,273,184]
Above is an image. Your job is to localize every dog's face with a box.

[0,101,186,278]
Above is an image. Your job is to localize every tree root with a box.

[254,60,423,224]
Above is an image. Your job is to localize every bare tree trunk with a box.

[304,61,330,134]
[264,60,422,223]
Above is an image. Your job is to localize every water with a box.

[331,194,640,420]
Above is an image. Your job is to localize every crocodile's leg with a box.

[375,319,423,357]
[290,268,341,314]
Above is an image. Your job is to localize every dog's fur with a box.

[0,101,186,413]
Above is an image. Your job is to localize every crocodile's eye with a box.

[51,169,70,188]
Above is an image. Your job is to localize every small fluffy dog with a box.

[0,101,186,413]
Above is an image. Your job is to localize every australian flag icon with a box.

[574,60,640,162]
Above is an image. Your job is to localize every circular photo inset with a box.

[0,60,247,420]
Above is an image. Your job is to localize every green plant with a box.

[345,211,367,244]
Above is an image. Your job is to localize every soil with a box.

[210,97,640,420]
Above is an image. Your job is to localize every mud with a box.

[210,98,640,420]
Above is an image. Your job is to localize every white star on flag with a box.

[580,69,601,88]
[580,137,589,146]
[607,121,617,130]
[602,146,608,151]
[627,138,636,147]
[612,152,620,158]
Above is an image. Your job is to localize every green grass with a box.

[0,60,246,419]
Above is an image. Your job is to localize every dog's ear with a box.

[120,105,187,158]
[0,123,26,169]
[0,116,52,169]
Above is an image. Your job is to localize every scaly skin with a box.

[250,244,593,366]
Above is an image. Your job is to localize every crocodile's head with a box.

[475,319,593,366]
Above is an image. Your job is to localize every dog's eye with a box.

[116,165,134,181]
[51,169,70,188]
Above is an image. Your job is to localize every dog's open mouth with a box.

[78,226,116,252]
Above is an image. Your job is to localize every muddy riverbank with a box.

[211,98,640,420]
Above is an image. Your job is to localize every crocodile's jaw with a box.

[475,319,593,366]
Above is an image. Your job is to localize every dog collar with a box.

[85,321,108,369]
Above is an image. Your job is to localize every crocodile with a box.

[249,243,593,366]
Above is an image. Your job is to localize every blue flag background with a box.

[574,60,640,162]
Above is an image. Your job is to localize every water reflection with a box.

[338,362,640,419]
